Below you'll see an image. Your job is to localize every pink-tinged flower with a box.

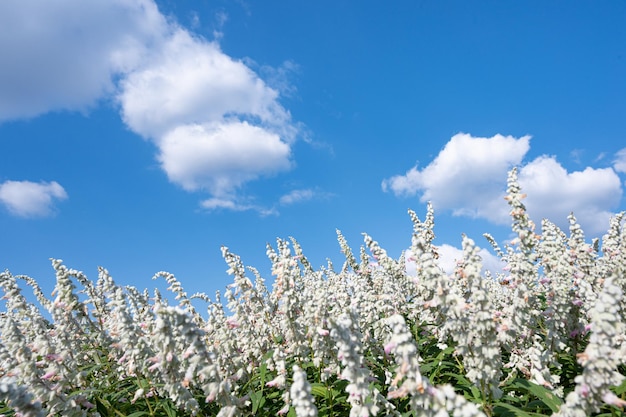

[579,384,590,398]
[53,300,68,311]
[266,374,286,388]
[497,324,510,332]
[384,342,397,355]
[131,388,145,404]
[226,317,240,329]
[603,392,626,408]
[316,327,330,336]
[41,371,57,380]
[81,400,95,409]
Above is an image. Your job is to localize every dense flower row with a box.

[0,168,625,416]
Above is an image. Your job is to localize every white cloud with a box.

[118,25,296,201]
[0,180,67,217]
[201,197,239,210]
[158,122,291,195]
[383,133,623,236]
[0,0,168,121]
[259,60,300,98]
[518,156,622,235]
[1,1,300,211]
[405,243,505,276]
[436,244,464,275]
[118,29,293,140]
[382,133,530,220]
[279,189,315,205]
[614,148,626,173]
[200,196,277,216]
[116,23,298,205]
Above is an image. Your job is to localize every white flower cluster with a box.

[0,168,625,416]
[385,314,486,417]
[450,236,503,400]
[554,276,626,417]
[330,313,387,417]
[0,376,44,417]
[290,365,317,417]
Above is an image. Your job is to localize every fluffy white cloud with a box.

[118,29,293,140]
[1,1,299,210]
[0,0,167,121]
[382,133,530,220]
[383,133,623,236]
[518,156,622,235]
[158,122,291,195]
[0,180,67,217]
[118,28,297,198]
[405,243,505,277]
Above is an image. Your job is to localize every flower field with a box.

[1,168,625,417]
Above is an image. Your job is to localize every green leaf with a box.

[310,383,329,399]
[95,396,113,417]
[258,350,274,386]
[509,379,562,413]
[440,372,481,401]
[613,378,626,395]
[161,400,177,417]
[0,402,14,415]
[331,388,347,402]
[125,412,150,417]
[493,402,546,417]
[250,390,266,414]
[469,385,482,401]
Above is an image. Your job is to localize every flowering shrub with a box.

[1,168,625,417]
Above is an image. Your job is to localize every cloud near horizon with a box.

[0,180,68,218]
[0,0,299,214]
[405,243,505,277]
[383,133,624,236]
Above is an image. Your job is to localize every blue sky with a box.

[1,1,626,298]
